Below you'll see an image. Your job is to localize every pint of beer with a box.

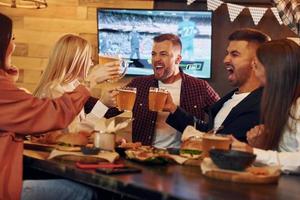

[99,54,130,82]
[99,54,120,65]
[201,134,232,157]
[116,87,137,111]
[148,87,168,112]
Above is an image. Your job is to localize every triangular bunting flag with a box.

[227,3,245,22]
[270,7,283,25]
[187,0,196,5]
[207,0,223,11]
[248,7,268,25]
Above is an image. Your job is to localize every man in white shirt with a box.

[165,28,271,142]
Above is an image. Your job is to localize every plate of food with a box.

[115,141,142,157]
[201,157,281,184]
[125,146,175,165]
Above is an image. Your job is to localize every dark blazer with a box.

[105,71,219,145]
[166,87,263,142]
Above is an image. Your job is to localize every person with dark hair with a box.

[232,39,300,174]
[164,28,270,142]
[105,33,219,148]
[0,13,100,200]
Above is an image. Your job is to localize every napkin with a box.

[48,149,119,163]
[101,118,133,134]
[181,126,205,141]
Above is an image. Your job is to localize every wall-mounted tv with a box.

[97,9,213,78]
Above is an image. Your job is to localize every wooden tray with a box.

[24,140,55,152]
[201,158,280,184]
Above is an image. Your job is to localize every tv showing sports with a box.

[97,9,213,78]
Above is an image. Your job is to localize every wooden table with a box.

[23,150,300,200]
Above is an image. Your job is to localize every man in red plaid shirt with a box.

[105,33,219,148]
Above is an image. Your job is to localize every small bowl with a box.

[209,149,256,171]
[167,148,180,155]
[81,146,100,155]
[115,147,126,157]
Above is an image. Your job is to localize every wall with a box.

[155,0,298,96]
[1,0,298,97]
[0,0,153,95]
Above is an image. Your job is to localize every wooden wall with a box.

[1,0,299,97]
[0,0,153,94]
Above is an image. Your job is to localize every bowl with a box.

[115,147,126,157]
[81,146,100,155]
[166,147,180,155]
[209,149,256,171]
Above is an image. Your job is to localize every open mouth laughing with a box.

[225,65,234,80]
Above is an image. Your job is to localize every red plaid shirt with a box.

[105,72,219,145]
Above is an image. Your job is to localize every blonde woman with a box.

[34,34,120,133]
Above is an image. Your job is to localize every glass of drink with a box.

[116,87,137,112]
[201,134,232,157]
[94,131,116,151]
[99,54,131,83]
[148,87,168,112]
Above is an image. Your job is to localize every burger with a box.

[45,131,64,144]
[180,137,203,159]
[56,133,88,152]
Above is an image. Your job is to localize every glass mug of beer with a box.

[148,87,168,112]
[116,87,137,112]
[201,134,232,157]
[99,54,131,82]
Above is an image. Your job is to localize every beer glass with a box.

[99,54,131,82]
[116,87,137,112]
[94,131,116,151]
[201,134,232,157]
[148,87,168,112]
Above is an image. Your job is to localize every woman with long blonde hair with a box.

[34,34,120,133]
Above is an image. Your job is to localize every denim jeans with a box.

[22,179,95,200]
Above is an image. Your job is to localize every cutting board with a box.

[201,158,280,184]
[24,140,56,152]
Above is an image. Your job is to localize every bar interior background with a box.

[0,0,298,96]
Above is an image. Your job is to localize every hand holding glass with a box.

[85,61,120,87]
[116,87,137,112]
[99,55,131,82]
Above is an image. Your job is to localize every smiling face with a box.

[223,40,258,89]
[151,40,181,83]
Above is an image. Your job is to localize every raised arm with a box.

[0,77,90,134]
[166,106,209,133]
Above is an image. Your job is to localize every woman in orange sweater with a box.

[0,13,101,200]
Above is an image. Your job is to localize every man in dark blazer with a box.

[105,34,219,147]
[165,28,270,142]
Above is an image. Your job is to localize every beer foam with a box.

[203,134,230,141]
[149,88,168,94]
[118,88,137,93]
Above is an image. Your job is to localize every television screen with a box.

[97,9,213,78]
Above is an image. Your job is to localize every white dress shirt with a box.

[214,92,250,130]
[40,79,108,133]
[254,97,300,174]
